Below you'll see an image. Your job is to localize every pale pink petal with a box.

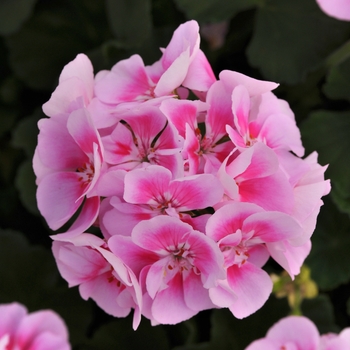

[206,81,235,141]
[108,235,159,277]
[16,310,69,350]
[238,171,295,214]
[242,211,303,244]
[206,202,263,242]
[42,78,87,118]
[0,303,26,337]
[59,53,94,89]
[155,48,190,96]
[52,240,109,287]
[258,114,304,157]
[182,49,216,92]
[267,240,312,278]
[266,316,320,349]
[161,20,200,70]
[151,272,198,324]
[36,117,87,171]
[316,0,350,20]
[52,196,100,240]
[219,70,279,96]
[226,262,272,318]
[183,270,215,311]
[23,332,70,350]
[209,280,237,308]
[67,108,101,157]
[169,173,224,211]
[79,273,131,318]
[36,172,85,230]
[231,85,250,136]
[160,99,205,137]
[123,165,171,205]
[94,55,153,104]
[104,197,155,236]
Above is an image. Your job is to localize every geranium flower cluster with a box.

[0,302,70,350]
[33,20,330,329]
[245,315,350,350]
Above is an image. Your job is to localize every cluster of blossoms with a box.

[33,20,330,329]
[245,315,350,350]
[0,302,70,350]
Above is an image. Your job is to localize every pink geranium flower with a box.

[102,165,224,236]
[245,315,350,350]
[34,108,103,235]
[316,0,350,21]
[94,20,215,106]
[206,202,303,318]
[0,302,70,350]
[108,216,225,325]
[102,106,183,177]
[52,233,142,330]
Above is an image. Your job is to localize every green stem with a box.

[325,39,350,67]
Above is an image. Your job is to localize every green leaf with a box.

[105,0,152,48]
[306,199,350,290]
[301,110,350,213]
[302,294,339,333]
[247,0,350,84]
[0,229,92,345]
[86,317,169,350]
[15,160,39,215]
[11,108,43,157]
[174,0,259,23]
[0,106,19,138]
[0,0,38,35]
[323,57,350,102]
[5,1,100,90]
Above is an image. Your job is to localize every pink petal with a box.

[0,303,27,337]
[36,172,85,230]
[79,273,131,318]
[183,270,215,311]
[219,70,279,96]
[94,55,153,104]
[169,173,224,211]
[108,235,159,277]
[161,20,200,70]
[206,81,235,141]
[206,202,263,242]
[16,310,69,350]
[67,108,101,157]
[36,117,87,171]
[151,272,198,324]
[266,316,320,349]
[123,165,171,205]
[226,262,272,318]
[155,49,190,96]
[242,211,303,244]
[160,99,204,138]
[231,85,250,136]
[259,114,304,157]
[52,240,109,287]
[52,196,100,240]
[267,240,312,278]
[316,0,350,20]
[182,49,216,92]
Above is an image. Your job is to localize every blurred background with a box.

[1,0,350,348]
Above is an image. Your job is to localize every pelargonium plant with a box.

[33,20,330,330]
[0,302,70,350]
[245,315,350,349]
